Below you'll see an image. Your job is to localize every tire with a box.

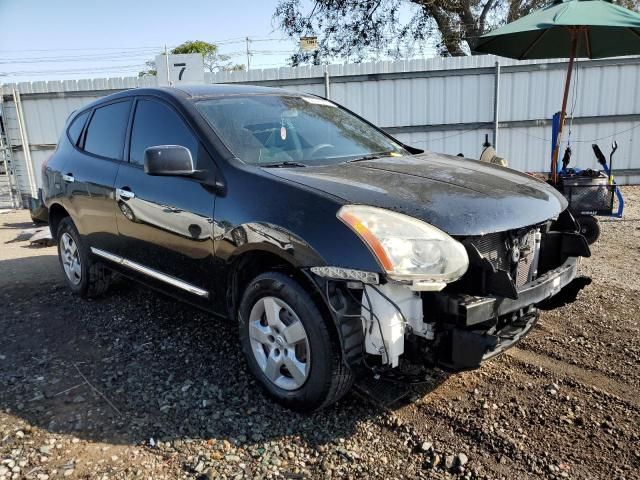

[577,215,600,245]
[238,272,355,412]
[56,217,111,298]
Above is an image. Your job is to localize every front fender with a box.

[222,222,326,268]
[211,166,385,273]
[207,166,385,316]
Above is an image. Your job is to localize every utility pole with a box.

[164,44,171,86]
[324,65,330,99]
[245,37,251,70]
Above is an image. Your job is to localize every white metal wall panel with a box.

[3,55,640,203]
[396,119,638,173]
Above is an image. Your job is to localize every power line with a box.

[0,34,439,81]
[3,64,144,75]
[0,52,161,65]
[0,45,166,53]
[0,35,293,58]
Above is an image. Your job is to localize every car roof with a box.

[76,84,300,114]
[172,84,293,97]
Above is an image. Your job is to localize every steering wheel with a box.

[309,143,335,159]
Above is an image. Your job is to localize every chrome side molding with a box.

[90,247,209,298]
[90,247,121,264]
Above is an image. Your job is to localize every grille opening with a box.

[447,226,543,297]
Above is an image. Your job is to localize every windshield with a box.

[195,95,406,166]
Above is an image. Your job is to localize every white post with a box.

[12,88,37,200]
[164,44,171,86]
[324,65,330,99]
[493,61,501,154]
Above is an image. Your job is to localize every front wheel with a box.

[238,272,355,411]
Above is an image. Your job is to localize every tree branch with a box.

[479,0,497,32]
[421,2,466,56]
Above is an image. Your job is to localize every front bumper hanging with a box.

[435,255,580,327]
[434,255,579,371]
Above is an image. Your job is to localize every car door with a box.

[112,96,217,302]
[63,99,132,252]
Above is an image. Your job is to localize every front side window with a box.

[83,101,131,160]
[195,95,405,166]
[129,99,199,167]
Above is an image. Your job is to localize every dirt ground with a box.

[1,187,639,480]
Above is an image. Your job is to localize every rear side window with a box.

[129,99,198,167]
[67,110,90,146]
[83,101,131,160]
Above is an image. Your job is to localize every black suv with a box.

[43,85,589,411]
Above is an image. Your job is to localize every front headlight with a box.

[338,205,469,284]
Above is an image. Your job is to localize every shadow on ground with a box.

[1,221,39,230]
[0,254,448,452]
[0,255,60,287]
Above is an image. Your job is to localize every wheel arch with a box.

[226,247,319,317]
[226,245,365,372]
[48,202,70,240]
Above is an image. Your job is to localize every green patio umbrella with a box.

[475,0,640,182]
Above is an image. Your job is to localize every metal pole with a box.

[164,44,171,86]
[324,66,330,99]
[246,37,251,70]
[551,28,579,185]
[13,88,37,200]
[493,61,501,154]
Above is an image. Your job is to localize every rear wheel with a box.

[238,272,355,411]
[56,217,112,297]
[577,215,600,245]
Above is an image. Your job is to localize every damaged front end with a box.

[310,209,590,379]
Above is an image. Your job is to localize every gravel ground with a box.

[1,187,639,480]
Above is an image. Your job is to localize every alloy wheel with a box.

[60,232,82,285]
[248,296,311,391]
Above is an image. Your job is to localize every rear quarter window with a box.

[83,101,131,160]
[66,110,90,146]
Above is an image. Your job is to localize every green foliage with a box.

[274,0,640,63]
[171,40,218,56]
[138,40,245,77]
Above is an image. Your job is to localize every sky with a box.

[0,0,304,83]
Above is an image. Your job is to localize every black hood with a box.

[265,152,568,236]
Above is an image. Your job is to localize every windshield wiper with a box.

[260,161,308,168]
[346,152,394,163]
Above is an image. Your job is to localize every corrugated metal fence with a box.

[2,54,640,207]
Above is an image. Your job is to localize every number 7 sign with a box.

[155,53,204,86]
[173,63,187,80]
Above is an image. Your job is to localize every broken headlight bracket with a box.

[314,267,438,369]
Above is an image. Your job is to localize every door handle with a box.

[62,173,74,183]
[117,187,135,199]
